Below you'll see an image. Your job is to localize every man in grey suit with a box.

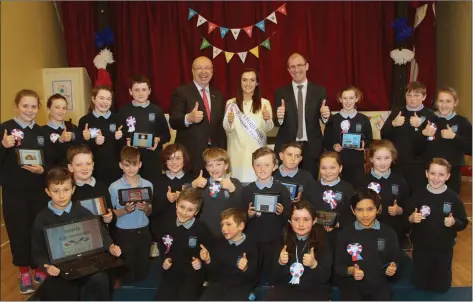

[273,53,331,178]
[169,56,226,176]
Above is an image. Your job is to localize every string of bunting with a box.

[188,3,287,40]
[200,35,272,63]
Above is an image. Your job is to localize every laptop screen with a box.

[45,218,104,262]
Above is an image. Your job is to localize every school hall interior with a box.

[1,1,472,301]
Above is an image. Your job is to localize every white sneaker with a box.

[150,242,160,257]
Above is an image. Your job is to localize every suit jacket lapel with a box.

[286,84,298,125]
[305,82,315,126]
[209,87,219,122]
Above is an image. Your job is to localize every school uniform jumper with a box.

[273,165,317,204]
[42,119,81,167]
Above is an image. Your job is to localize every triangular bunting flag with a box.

[212,47,222,59]
[249,46,259,58]
[255,20,265,32]
[200,38,211,50]
[238,52,248,63]
[188,9,197,20]
[266,12,278,24]
[225,52,234,63]
[231,28,241,40]
[197,15,207,27]
[243,25,254,38]
[277,3,287,15]
[260,39,271,50]
[208,22,217,34]
[220,27,229,38]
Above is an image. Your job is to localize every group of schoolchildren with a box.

[0,76,471,301]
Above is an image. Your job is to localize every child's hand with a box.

[293,192,302,203]
[410,112,422,128]
[388,200,402,216]
[237,253,248,272]
[303,247,318,269]
[441,124,456,139]
[191,257,202,270]
[352,264,364,280]
[262,105,271,121]
[162,258,172,270]
[109,244,122,257]
[2,129,15,148]
[95,129,105,145]
[135,202,149,212]
[333,144,343,152]
[392,111,405,127]
[44,264,60,276]
[199,244,210,264]
[444,213,455,227]
[275,203,284,215]
[278,245,289,265]
[102,209,113,223]
[355,140,365,152]
[59,126,72,143]
[126,138,131,147]
[125,202,135,213]
[192,170,207,188]
[22,165,44,175]
[409,208,423,223]
[83,123,91,141]
[167,186,179,203]
[114,125,123,140]
[320,99,331,119]
[248,202,256,218]
[147,137,160,151]
[220,178,236,193]
[385,262,397,276]
[422,121,437,137]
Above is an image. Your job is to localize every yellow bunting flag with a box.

[249,46,259,58]
[225,52,235,63]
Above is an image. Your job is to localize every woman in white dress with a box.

[223,68,274,183]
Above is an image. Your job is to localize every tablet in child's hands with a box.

[341,133,362,149]
[118,187,153,206]
[132,132,154,148]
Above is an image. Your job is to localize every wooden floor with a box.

[1,182,471,301]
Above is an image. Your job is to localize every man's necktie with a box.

[297,85,304,139]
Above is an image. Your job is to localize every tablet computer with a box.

[16,149,44,166]
[132,132,154,148]
[118,187,153,206]
[315,211,339,227]
[253,192,279,213]
[341,133,362,149]
[280,182,299,200]
[78,197,108,216]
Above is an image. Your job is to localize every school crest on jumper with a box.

[37,136,44,146]
[335,191,343,201]
[109,123,117,132]
[420,116,426,123]
[443,202,452,215]
[391,184,399,196]
[355,123,362,132]
[377,238,385,251]
[188,236,197,248]
[71,132,76,141]
[149,113,156,122]
[450,125,458,133]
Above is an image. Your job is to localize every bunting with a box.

[200,37,272,64]
[188,3,287,39]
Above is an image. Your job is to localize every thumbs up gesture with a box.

[385,262,397,276]
[2,129,15,148]
[115,125,123,140]
[166,186,179,203]
[191,170,207,188]
[352,264,364,280]
[388,200,402,216]
[422,120,437,137]
[83,123,91,141]
[276,99,286,120]
[237,253,248,271]
[444,213,456,227]
[95,129,105,145]
[392,111,405,127]
[162,258,172,270]
[191,256,202,270]
[410,112,422,128]
[200,244,211,264]
[278,245,289,265]
[228,108,235,124]
[320,99,331,119]
[409,208,423,224]
[220,176,236,193]
[188,102,204,123]
[303,247,318,269]
[441,124,456,139]
[262,104,271,121]
[59,125,72,143]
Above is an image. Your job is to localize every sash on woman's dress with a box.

[226,103,266,147]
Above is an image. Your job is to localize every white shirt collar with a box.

[371,168,391,179]
[166,170,185,180]
[47,120,65,130]
[255,177,274,190]
[426,184,448,194]
[132,100,150,108]
[320,178,340,187]
[292,79,308,90]
[75,177,96,187]
[92,110,111,119]
[435,111,456,120]
[14,117,35,129]
[406,104,424,112]
[340,110,358,119]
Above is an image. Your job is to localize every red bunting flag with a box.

[243,25,253,38]
[277,3,287,15]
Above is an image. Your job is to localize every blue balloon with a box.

[392,18,413,42]
[94,26,114,48]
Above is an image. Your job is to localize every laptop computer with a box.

[43,216,124,280]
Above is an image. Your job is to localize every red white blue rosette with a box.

[289,262,304,284]
[50,133,60,143]
[420,205,431,219]
[162,234,173,254]
[89,128,100,139]
[427,123,437,141]
[367,182,381,194]
[340,120,351,133]
[347,243,363,261]
[323,190,337,210]
[209,182,221,198]
[126,116,136,132]
[11,129,24,146]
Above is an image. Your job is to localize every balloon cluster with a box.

[391,18,413,42]
[94,26,115,49]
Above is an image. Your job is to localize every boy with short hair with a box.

[109,146,153,283]
[199,208,258,301]
[192,147,244,238]
[156,188,213,301]
[273,141,317,204]
[31,167,122,301]
[242,147,292,285]
[406,158,468,293]
[119,74,170,181]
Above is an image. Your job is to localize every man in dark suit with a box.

[169,56,226,176]
[273,53,331,178]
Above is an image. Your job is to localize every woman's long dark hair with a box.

[235,68,262,114]
[284,200,325,257]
